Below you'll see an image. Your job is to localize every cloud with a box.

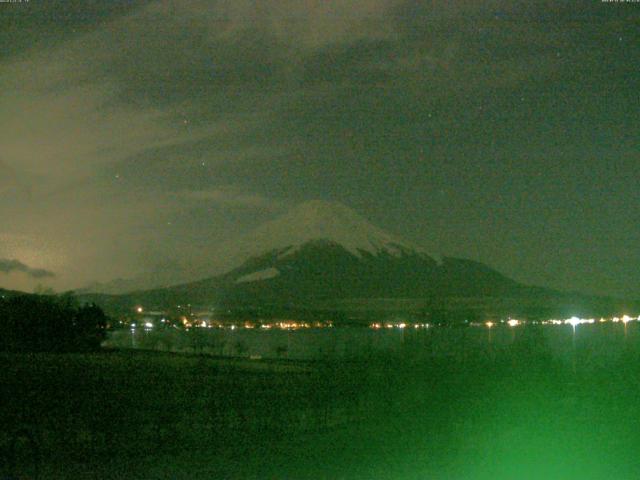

[0,0,636,297]
[0,259,55,279]
[179,187,283,211]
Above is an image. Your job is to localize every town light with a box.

[566,317,581,328]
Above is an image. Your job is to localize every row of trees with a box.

[0,293,108,352]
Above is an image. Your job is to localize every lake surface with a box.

[104,321,640,365]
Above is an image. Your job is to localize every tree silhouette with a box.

[0,294,107,352]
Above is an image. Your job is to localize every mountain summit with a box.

[228,200,428,263]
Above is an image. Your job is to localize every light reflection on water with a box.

[104,322,640,363]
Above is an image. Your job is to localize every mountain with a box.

[80,264,190,295]
[226,200,428,260]
[81,278,162,296]
[187,241,533,304]
[83,200,635,321]
[0,287,24,299]
[179,200,535,300]
[81,200,429,295]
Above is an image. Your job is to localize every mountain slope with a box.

[175,240,534,306]
[81,200,427,294]
[121,197,536,307]
[90,200,636,319]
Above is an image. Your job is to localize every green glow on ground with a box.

[4,325,640,479]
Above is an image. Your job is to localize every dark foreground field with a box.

[2,328,640,479]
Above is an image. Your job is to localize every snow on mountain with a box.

[235,267,280,284]
[226,200,428,264]
[81,200,559,308]
[84,200,433,293]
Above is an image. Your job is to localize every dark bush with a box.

[0,294,107,352]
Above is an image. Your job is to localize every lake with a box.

[104,320,640,365]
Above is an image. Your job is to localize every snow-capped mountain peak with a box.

[235,200,425,260]
[83,200,432,293]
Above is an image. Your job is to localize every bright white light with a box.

[622,315,632,324]
[566,317,581,328]
[144,322,153,329]
[485,321,494,328]
[507,319,519,327]
[398,323,406,329]
[136,306,143,313]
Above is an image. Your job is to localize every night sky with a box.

[0,0,638,297]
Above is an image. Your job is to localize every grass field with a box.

[2,328,640,479]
